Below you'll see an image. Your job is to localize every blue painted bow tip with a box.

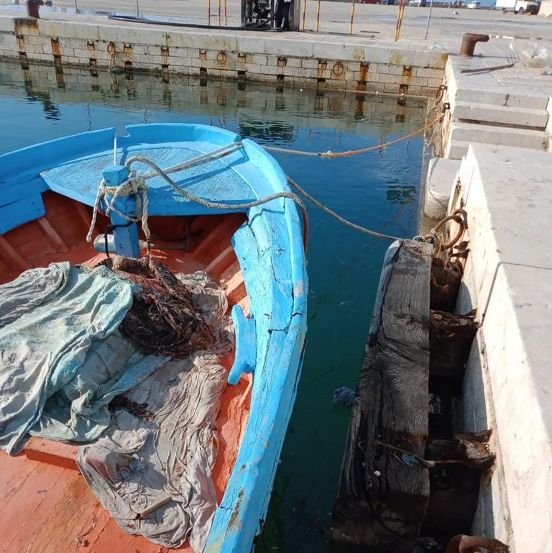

[102,165,129,186]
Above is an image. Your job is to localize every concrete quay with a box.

[0,12,447,96]
[446,144,552,553]
[425,44,552,220]
[421,25,552,552]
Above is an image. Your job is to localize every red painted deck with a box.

[0,191,251,553]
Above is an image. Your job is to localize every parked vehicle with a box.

[466,1,481,8]
[496,0,540,13]
[408,0,427,6]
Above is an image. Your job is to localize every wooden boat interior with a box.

[0,189,252,553]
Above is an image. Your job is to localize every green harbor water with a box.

[0,62,427,552]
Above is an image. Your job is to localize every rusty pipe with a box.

[26,0,41,18]
[459,33,489,57]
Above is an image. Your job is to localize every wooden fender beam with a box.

[332,239,433,551]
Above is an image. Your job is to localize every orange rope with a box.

[266,113,443,158]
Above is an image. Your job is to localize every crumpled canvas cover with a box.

[77,272,231,552]
[0,262,164,454]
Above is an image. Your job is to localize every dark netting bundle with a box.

[111,256,216,358]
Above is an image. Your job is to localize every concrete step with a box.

[445,140,473,160]
[424,157,461,219]
[454,101,549,130]
[454,86,550,111]
[445,122,549,159]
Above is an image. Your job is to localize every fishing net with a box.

[108,256,216,358]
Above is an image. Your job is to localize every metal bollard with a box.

[26,0,41,18]
[459,33,489,57]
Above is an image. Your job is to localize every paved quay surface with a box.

[0,1,551,54]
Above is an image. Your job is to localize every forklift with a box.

[241,0,299,30]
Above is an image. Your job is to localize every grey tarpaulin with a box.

[0,262,165,454]
[77,272,231,551]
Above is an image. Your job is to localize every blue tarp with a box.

[0,262,165,454]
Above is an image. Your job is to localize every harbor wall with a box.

[421,48,552,552]
[449,144,552,553]
[0,15,446,97]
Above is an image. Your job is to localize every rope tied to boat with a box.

[86,110,448,251]
[86,172,151,247]
[265,111,446,158]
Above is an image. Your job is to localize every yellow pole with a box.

[316,0,321,32]
[208,0,211,27]
[302,0,307,30]
[349,0,355,35]
[224,0,228,25]
[394,0,406,41]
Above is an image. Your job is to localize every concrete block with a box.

[423,157,461,219]
[26,51,51,62]
[23,35,42,46]
[301,58,319,69]
[416,66,444,79]
[378,73,400,84]
[383,83,399,93]
[240,63,263,74]
[407,85,424,96]
[310,42,348,61]
[445,139,471,160]
[409,76,428,87]
[0,17,14,33]
[426,77,444,88]
[454,101,549,129]
[449,121,548,151]
[72,48,91,59]
[361,45,391,64]
[386,64,405,76]
[38,20,101,41]
[369,62,388,74]
[287,57,303,68]
[258,37,313,58]
[198,32,238,52]
[388,48,430,69]
[98,25,164,46]
[426,51,448,69]
[0,32,17,46]
[165,31,196,49]
[281,66,308,78]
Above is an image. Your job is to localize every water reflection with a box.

[0,61,427,153]
[386,184,417,205]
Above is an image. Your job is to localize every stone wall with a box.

[0,16,446,96]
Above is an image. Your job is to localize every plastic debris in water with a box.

[332,386,355,406]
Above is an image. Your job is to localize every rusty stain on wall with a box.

[160,46,169,65]
[50,38,61,57]
[215,51,228,70]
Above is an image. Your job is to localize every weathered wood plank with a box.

[332,239,433,552]
[430,310,478,382]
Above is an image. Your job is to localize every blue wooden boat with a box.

[0,124,307,553]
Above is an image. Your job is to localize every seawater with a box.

[0,61,426,552]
